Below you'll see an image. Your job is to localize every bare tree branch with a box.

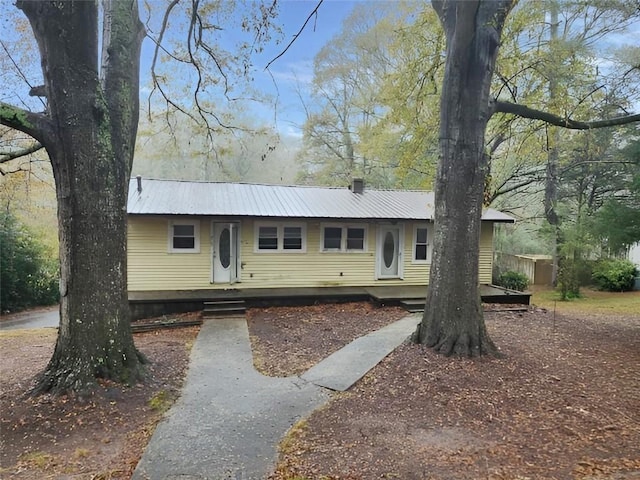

[0,141,43,163]
[490,173,545,203]
[265,0,323,71]
[147,0,181,118]
[492,100,640,129]
[0,157,49,176]
[146,0,247,147]
[0,40,47,110]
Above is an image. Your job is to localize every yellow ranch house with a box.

[126,177,516,317]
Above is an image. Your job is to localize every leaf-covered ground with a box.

[247,301,408,376]
[256,301,640,480]
[1,294,638,479]
[0,319,198,479]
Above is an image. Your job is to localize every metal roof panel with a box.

[127,178,514,222]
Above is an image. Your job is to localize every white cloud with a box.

[283,125,304,139]
[269,59,314,86]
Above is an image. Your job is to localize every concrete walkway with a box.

[302,314,420,391]
[132,313,420,480]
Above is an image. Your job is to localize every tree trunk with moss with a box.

[412,0,513,356]
[0,0,146,394]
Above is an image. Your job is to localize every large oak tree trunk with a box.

[413,0,513,356]
[15,0,146,394]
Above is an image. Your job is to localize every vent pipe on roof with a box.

[136,175,142,193]
[351,178,364,194]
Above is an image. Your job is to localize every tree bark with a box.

[412,0,513,356]
[6,0,147,394]
[546,2,562,289]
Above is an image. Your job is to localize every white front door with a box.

[212,222,239,284]
[377,225,402,279]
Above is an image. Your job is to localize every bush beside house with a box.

[496,270,530,292]
[592,259,638,292]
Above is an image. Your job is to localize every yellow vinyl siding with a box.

[479,223,494,283]
[128,217,211,290]
[127,217,495,291]
[241,220,376,287]
[401,227,430,285]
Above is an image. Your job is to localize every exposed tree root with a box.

[412,313,502,358]
[31,347,148,397]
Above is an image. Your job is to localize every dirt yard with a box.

[1,294,639,479]
[0,322,199,479]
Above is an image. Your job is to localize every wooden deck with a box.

[128,285,531,319]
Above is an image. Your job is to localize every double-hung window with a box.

[283,226,303,250]
[413,225,429,262]
[169,220,200,253]
[257,225,278,250]
[323,227,343,250]
[321,224,367,252]
[256,223,305,252]
[346,227,366,250]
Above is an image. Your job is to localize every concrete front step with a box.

[203,300,246,317]
[399,299,425,312]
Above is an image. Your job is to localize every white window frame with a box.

[254,222,306,253]
[168,219,201,253]
[320,223,368,253]
[412,224,430,264]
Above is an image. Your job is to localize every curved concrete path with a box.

[133,313,419,480]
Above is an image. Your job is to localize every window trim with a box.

[254,222,307,253]
[320,223,368,253]
[412,224,430,264]
[168,219,201,253]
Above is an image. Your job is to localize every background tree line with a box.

[295,0,640,297]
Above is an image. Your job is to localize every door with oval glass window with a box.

[377,225,402,279]
[212,222,239,284]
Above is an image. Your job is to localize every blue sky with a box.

[135,0,361,139]
[229,0,363,138]
[254,1,359,136]
[3,0,638,140]
[0,0,359,139]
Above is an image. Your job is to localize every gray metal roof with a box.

[127,178,514,222]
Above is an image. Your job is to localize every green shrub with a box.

[496,270,530,291]
[557,257,581,300]
[592,259,637,292]
[0,211,59,313]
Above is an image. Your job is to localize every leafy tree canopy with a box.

[0,209,59,313]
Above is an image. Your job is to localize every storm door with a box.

[212,222,239,284]
[377,225,402,279]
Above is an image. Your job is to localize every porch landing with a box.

[128,285,530,320]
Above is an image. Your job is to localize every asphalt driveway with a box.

[0,306,59,331]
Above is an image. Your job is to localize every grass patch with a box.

[0,328,55,339]
[148,390,174,414]
[279,419,308,455]
[531,287,640,315]
[74,447,90,459]
[249,334,269,374]
[18,451,55,470]
[273,420,317,480]
[91,471,125,480]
